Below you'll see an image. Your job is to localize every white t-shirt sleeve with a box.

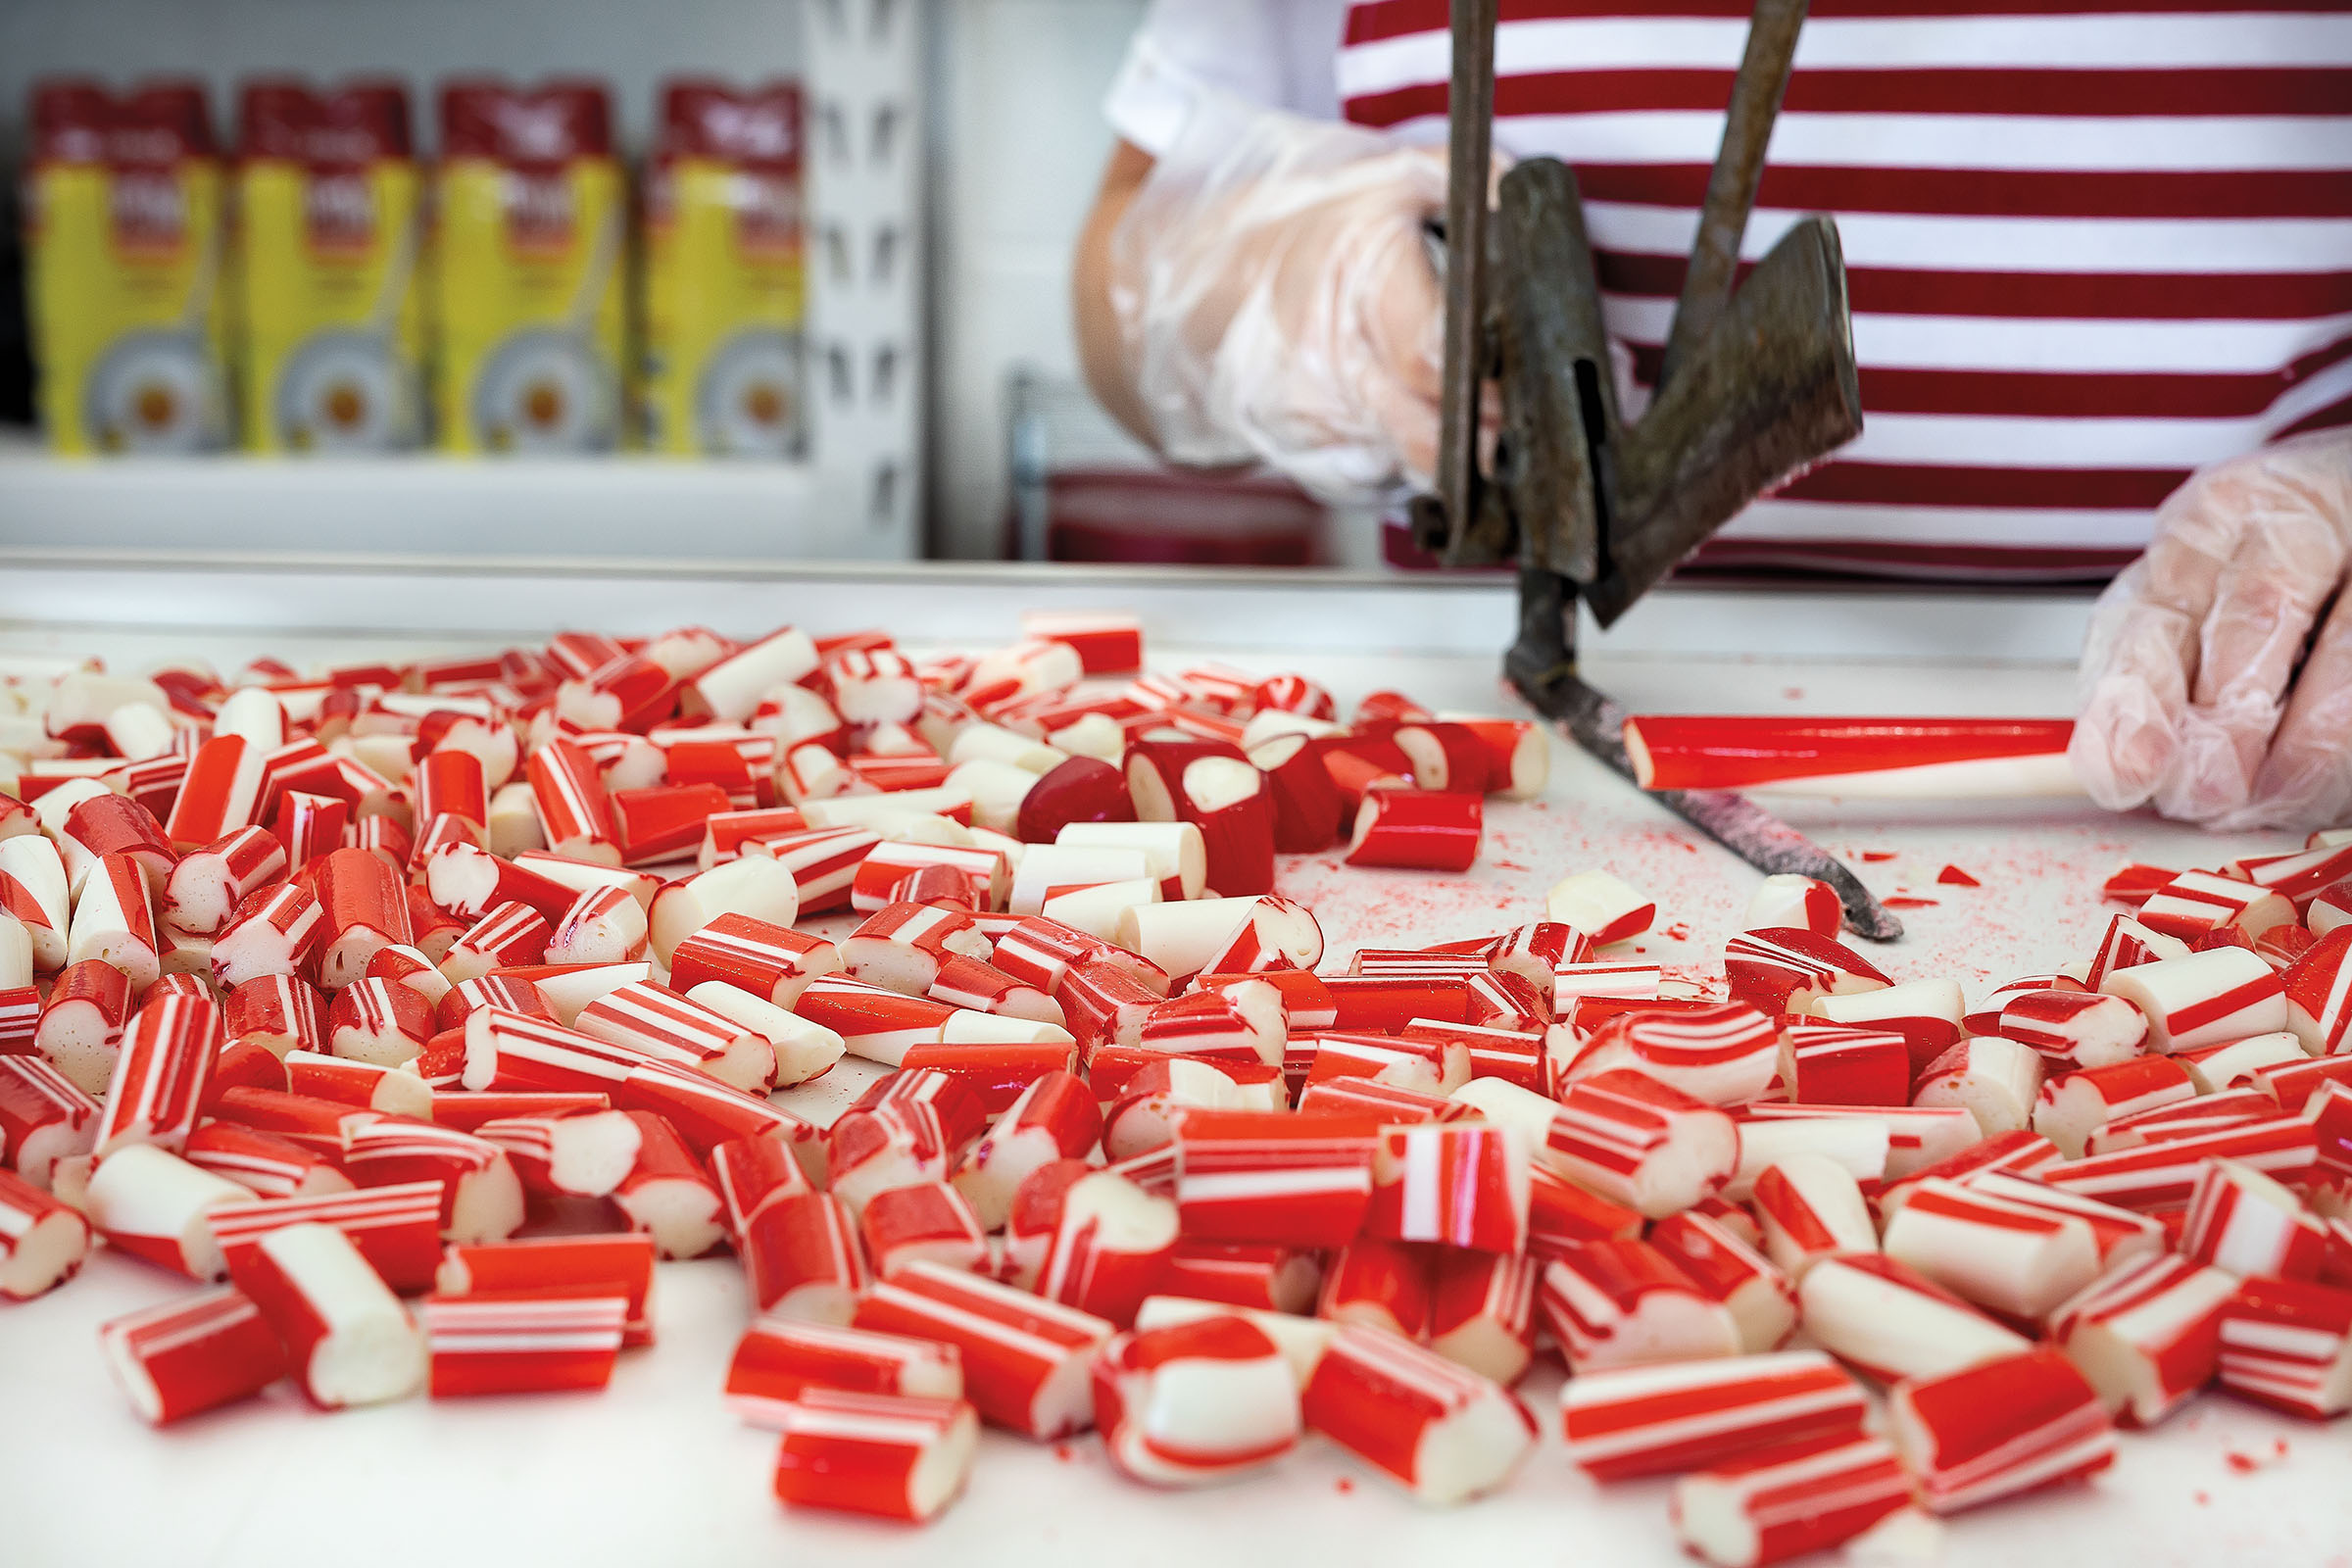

[1104,0,1351,156]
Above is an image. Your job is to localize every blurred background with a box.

[0,0,1364,569]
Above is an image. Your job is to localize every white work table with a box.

[0,562,2343,1567]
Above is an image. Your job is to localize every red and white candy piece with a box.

[98,1285,287,1425]
[420,1290,627,1397]
[1796,1252,2030,1384]
[771,1388,979,1524]
[1996,989,2148,1071]
[1671,1432,1913,1568]
[2084,912,2188,987]
[2215,1275,2352,1419]
[339,1116,526,1246]
[854,1258,1114,1440]
[1170,1109,1378,1250]
[1740,874,1841,937]
[1538,1240,1742,1375]
[1093,1314,1303,1486]
[477,1109,644,1200]
[1560,1350,1869,1482]
[2032,1054,2196,1159]
[1025,1168,1179,1328]
[210,1181,444,1295]
[163,826,287,936]
[1547,1068,1740,1220]
[1564,1002,1781,1107]
[1880,1176,2100,1319]
[1426,1250,1541,1383]
[2282,927,2352,1055]
[1318,1238,1432,1339]
[83,1142,253,1280]
[324,978,436,1069]
[1778,1023,1909,1107]
[2180,1155,2330,1280]
[1910,1035,2044,1138]
[2047,1252,2237,1427]
[858,1180,991,1278]
[1545,869,1656,946]
[612,1109,724,1258]
[950,1070,1102,1229]
[1648,1208,1796,1354]
[2136,869,2294,944]
[2097,946,2285,1054]
[1724,928,1887,1015]
[2043,1116,2321,1212]
[1886,1348,2116,1513]
[1364,1121,1529,1254]
[314,847,414,991]
[91,992,221,1158]
[1345,788,1482,872]
[211,883,324,991]
[575,980,776,1093]
[68,851,162,992]
[226,1219,428,1407]
[743,1192,869,1324]
[727,1318,963,1424]
[667,913,841,1006]
[547,886,650,966]
[0,1055,100,1189]
[0,1167,90,1298]
[1299,1322,1536,1505]
[1750,1153,1876,1280]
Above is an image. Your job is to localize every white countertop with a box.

[2,578,2344,1568]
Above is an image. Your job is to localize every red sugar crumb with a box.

[2225,1451,2262,1474]
[1860,851,1897,863]
[1054,1444,1076,1462]
[1491,859,1529,872]
[1884,897,1938,909]
[1782,687,1804,700]
[1936,864,1982,887]
[2195,1492,2212,1507]
[1334,1477,1355,1495]
[1663,922,1691,941]
[2275,1439,2289,1457]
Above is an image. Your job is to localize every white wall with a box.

[0,0,805,160]
[929,0,1144,559]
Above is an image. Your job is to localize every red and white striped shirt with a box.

[1106,0,2352,580]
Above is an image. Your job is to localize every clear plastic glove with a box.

[2072,427,2352,831]
[1107,92,1458,507]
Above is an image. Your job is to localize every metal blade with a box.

[1502,600,1902,942]
[1585,215,1863,627]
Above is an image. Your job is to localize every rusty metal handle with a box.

[1655,0,1809,392]
[1430,0,1500,558]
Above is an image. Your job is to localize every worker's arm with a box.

[2072,427,2352,830]
[1073,140,1161,450]
[1065,95,1452,506]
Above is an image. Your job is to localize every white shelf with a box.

[0,438,933,561]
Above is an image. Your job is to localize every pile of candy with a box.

[1,613,2347,1565]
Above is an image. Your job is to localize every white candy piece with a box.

[2099,947,2285,1054]
[1911,1035,2043,1137]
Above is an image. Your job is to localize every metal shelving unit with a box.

[0,0,923,563]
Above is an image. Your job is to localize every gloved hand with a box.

[2071,427,2352,831]
[1106,92,1457,507]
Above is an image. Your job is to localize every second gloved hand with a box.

[2071,427,2352,831]
[1106,92,1459,508]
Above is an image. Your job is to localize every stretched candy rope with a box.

[1621,714,2080,797]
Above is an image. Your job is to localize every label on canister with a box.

[641,80,806,458]
[24,79,229,455]
[235,80,424,453]
[433,80,626,455]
